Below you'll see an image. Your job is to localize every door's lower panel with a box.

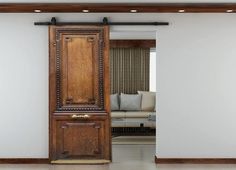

[55,120,105,160]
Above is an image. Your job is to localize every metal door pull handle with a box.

[71,114,90,119]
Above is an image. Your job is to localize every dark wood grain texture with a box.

[1,3,236,13]
[155,156,236,164]
[61,34,100,107]
[110,40,156,48]
[56,121,105,159]
[0,159,49,164]
[49,25,111,163]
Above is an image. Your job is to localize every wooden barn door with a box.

[49,25,111,164]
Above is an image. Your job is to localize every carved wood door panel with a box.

[61,35,100,108]
[56,121,105,159]
[49,26,110,163]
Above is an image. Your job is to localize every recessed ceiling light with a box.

[226,9,233,13]
[82,9,89,13]
[34,9,41,13]
[178,9,185,13]
[130,9,138,13]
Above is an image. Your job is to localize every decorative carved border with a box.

[55,27,105,112]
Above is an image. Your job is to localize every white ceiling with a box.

[2,0,236,3]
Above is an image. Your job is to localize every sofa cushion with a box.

[120,93,142,111]
[110,93,119,111]
[138,91,156,111]
[111,111,126,118]
[125,111,150,118]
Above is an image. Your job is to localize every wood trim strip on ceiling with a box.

[1,3,236,13]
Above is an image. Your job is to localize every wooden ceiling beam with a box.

[110,40,156,48]
[1,3,236,13]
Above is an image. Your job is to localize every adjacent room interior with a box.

[109,33,157,162]
[109,34,156,142]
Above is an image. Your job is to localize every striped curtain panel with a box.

[110,48,150,94]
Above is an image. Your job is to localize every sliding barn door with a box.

[49,26,111,164]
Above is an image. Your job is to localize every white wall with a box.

[0,14,49,158]
[0,13,236,158]
[156,14,236,158]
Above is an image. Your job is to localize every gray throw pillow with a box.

[110,93,119,111]
[120,93,142,111]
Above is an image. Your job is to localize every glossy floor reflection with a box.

[0,145,236,170]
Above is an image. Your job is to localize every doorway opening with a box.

[109,31,157,162]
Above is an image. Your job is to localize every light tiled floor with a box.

[0,145,236,170]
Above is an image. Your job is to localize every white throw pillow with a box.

[138,91,156,111]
